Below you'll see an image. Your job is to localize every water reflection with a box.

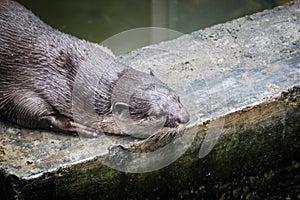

[17,0,292,43]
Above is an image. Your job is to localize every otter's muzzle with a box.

[176,109,190,125]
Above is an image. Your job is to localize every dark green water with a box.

[16,0,292,44]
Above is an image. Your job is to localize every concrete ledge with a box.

[1,1,300,199]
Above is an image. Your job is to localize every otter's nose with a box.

[176,110,190,124]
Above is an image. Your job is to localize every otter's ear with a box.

[113,102,131,117]
[149,69,155,76]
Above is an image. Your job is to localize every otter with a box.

[0,0,189,138]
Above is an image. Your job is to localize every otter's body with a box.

[0,0,189,138]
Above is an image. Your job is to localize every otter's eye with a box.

[153,96,162,101]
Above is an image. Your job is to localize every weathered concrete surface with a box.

[0,1,300,199]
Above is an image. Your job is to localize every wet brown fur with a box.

[0,0,189,138]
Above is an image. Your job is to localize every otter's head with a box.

[110,69,189,137]
[127,84,189,128]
